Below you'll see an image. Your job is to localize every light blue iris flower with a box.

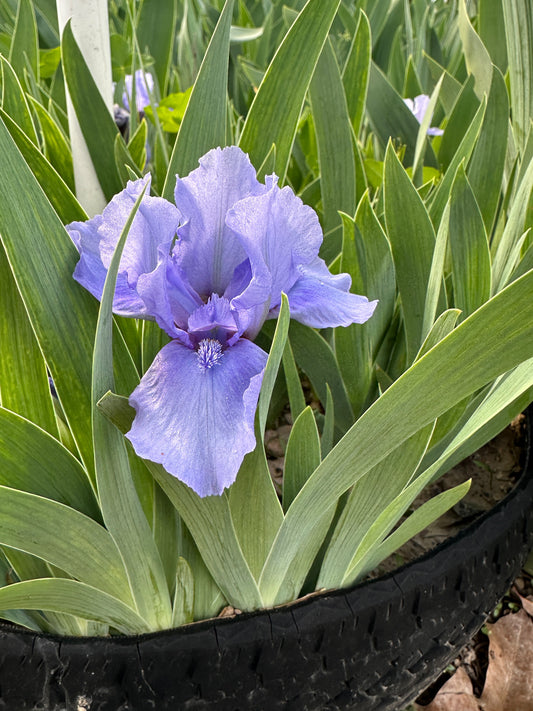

[67,147,377,497]
[404,94,444,136]
[122,69,154,113]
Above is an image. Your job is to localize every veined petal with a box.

[98,176,180,282]
[69,215,147,317]
[67,175,181,319]
[226,180,323,332]
[127,338,268,497]
[173,146,266,297]
[270,258,378,328]
[137,242,202,339]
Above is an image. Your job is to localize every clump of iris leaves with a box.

[0,0,531,636]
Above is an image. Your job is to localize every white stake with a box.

[56,0,113,216]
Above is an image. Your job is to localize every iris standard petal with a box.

[408,94,429,123]
[404,94,443,136]
[68,175,181,318]
[123,70,154,113]
[272,258,378,328]
[136,242,203,339]
[173,146,266,296]
[226,181,323,329]
[187,295,238,345]
[69,215,148,317]
[98,176,180,282]
[126,338,268,497]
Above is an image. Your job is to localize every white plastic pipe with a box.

[56,0,113,216]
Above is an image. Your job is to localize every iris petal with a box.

[126,338,268,497]
[67,175,180,319]
[98,176,180,281]
[187,295,238,345]
[137,243,202,339]
[226,180,323,333]
[270,258,379,328]
[70,214,149,317]
[173,146,266,296]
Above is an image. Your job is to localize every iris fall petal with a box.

[127,338,268,496]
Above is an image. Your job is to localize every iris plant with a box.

[67,147,377,497]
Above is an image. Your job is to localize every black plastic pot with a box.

[0,410,532,711]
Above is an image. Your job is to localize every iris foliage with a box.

[0,0,531,635]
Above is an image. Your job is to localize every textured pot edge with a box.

[0,405,531,651]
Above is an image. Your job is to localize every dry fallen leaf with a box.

[513,589,533,618]
[480,609,533,711]
[414,666,480,711]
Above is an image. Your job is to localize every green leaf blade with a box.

[448,165,492,319]
[136,0,178,93]
[467,67,509,235]
[309,37,355,261]
[289,321,354,436]
[0,486,131,602]
[239,0,342,179]
[283,407,321,511]
[342,10,371,137]
[0,578,148,635]
[384,143,436,363]
[162,0,234,197]
[259,270,533,606]
[91,185,172,629]
[0,406,99,519]
[9,0,39,86]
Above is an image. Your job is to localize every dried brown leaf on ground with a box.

[513,588,533,618]
[414,666,480,710]
[415,599,533,711]
[480,608,533,711]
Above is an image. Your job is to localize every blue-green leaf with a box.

[448,165,492,319]
[91,185,172,629]
[309,37,355,261]
[342,10,371,137]
[289,321,354,436]
[9,0,39,86]
[384,142,436,363]
[239,0,342,179]
[162,0,234,197]
[467,66,509,235]
[283,407,320,511]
